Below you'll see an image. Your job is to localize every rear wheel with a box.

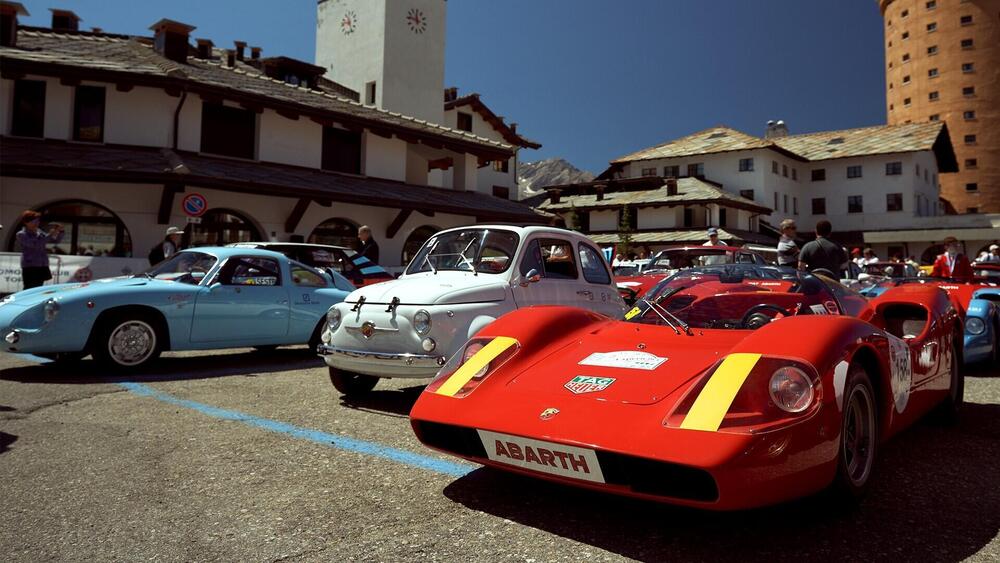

[328,367,378,396]
[934,339,964,423]
[831,363,878,502]
[92,314,162,371]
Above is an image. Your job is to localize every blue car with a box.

[0,247,353,370]
[964,287,1000,365]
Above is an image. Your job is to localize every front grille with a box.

[413,422,718,502]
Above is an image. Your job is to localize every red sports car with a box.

[615,246,766,304]
[410,264,963,510]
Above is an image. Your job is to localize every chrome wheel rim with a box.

[108,320,156,366]
[843,384,875,486]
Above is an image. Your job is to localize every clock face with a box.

[341,10,357,35]
[406,8,427,34]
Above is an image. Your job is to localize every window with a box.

[903,75,911,84]
[493,159,509,173]
[185,209,262,247]
[783,194,788,213]
[739,189,755,201]
[782,164,788,177]
[967,207,979,214]
[6,200,133,257]
[965,158,977,169]
[308,217,357,248]
[962,86,975,97]
[926,22,936,32]
[926,1,936,9]
[927,45,938,55]
[848,195,864,214]
[772,160,779,174]
[73,85,105,142]
[929,91,939,101]
[456,112,473,132]
[962,62,974,73]
[927,68,938,77]
[961,38,973,49]
[365,81,376,105]
[684,208,694,227]
[887,193,903,211]
[886,161,903,175]
[201,102,256,159]
[901,9,909,17]
[401,225,439,266]
[792,168,797,181]
[890,103,894,111]
[719,208,727,227]
[847,165,863,178]
[889,82,893,90]
[965,134,976,144]
[738,158,754,172]
[902,31,910,39]
[10,79,46,138]
[924,169,929,182]
[321,127,362,174]
[641,167,657,177]
[793,197,798,214]
[535,239,577,280]
[290,263,327,287]
[966,183,978,192]
[811,169,826,181]
[916,164,920,175]
[902,53,910,63]
[492,185,510,199]
[964,110,976,120]
[904,97,911,106]
[578,244,611,285]
[663,165,680,177]
[687,163,704,177]
[960,15,972,25]
[220,257,281,286]
[929,114,940,121]
[812,197,826,215]
[773,192,779,211]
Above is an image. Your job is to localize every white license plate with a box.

[477,430,605,483]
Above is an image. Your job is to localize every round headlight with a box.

[965,317,986,335]
[413,309,432,335]
[462,341,488,378]
[421,337,437,352]
[769,366,814,413]
[43,299,60,322]
[326,308,342,332]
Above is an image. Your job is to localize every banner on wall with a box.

[0,253,150,295]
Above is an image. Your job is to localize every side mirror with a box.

[520,269,542,287]
[208,282,223,291]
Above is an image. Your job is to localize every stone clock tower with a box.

[316,0,445,125]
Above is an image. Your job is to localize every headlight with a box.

[769,366,814,413]
[413,309,432,335]
[461,341,487,377]
[965,317,986,335]
[43,299,60,322]
[326,308,341,332]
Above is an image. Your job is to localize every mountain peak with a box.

[518,158,594,198]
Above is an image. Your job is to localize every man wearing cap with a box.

[149,226,184,265]
[702,227,726,264]
[976,244,999,264]
[776,219,799,267]
[930,236,973,281]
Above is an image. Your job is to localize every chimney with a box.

[50,8,80,31]
[595,185,605,201]
[666,177,678,196]
[225,48,235,67]
[510,122,518,133]
[444,87,458,102]
[0,1,28,48]
[149,19,195,64]
[764,119,789,139]
[234,40,246,61]
[91,27,102,33]
[195,38,213,59]
[250,46,261,60]
[548,189,562,204]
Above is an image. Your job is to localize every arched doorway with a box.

[6,199,133,256]
[401,225,439,266]
[308,217,358,249]
[184,208,262,247]
[920,244,944,265]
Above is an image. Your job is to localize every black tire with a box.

[91,312,163,371]
[830,363,878,502]
[328,367,378,396]
[307,319,326,354]
[933,339,964,423]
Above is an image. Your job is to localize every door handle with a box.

[576,290,593,299]
[277,299,288,304]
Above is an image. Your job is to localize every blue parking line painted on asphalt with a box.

[118,382,473,478]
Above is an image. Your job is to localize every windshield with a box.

[142,251,218,285]
[405,229,519,275]
[647,248,733,272]
[974,266,1000,280]
[627,266,838,330]
[862,263,914,278]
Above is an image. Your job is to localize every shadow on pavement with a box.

[0,348,324,384]
[0,431,17,453]
[339,385,424,418]
[442,402,1000,562]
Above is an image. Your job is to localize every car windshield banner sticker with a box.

[886,334,913,413]
[579,351,667,370]
[564,376,615,394]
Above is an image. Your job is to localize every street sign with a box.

[181,193,208,217]
[186,216,202,224]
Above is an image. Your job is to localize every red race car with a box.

[615,246,767,305]
[410,264,963,510]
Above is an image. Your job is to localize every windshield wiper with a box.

[647,298,693,335]
[637,298,680,335]
[459,239,479,276]
[422,254,437,275]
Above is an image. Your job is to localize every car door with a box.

[286,261,340,341]
[511,237,585,309]
[577,242,626,317]
[190,255,290,342]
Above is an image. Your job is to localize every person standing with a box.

[776,219,799,267]
[861,247,879,265]
[15,210,64,290]
[930,237,973,281]
[703,227,722,247]
[798,220,847,277]
[355,225,380,265]
[148,226,184,265]
[976,244,1000,264]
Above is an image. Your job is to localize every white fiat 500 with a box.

[318,225,627,395]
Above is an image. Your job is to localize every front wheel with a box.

[328,367,378,396]
[933,339,964,423]
[92,315,162,371]
[831,363,878,502]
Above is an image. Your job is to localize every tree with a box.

[618,204,634,257]
[565,202,582,232]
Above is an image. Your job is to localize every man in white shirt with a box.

[776,219,799,267]
[703,228,722,247]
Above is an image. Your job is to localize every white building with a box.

[0,1,542,287]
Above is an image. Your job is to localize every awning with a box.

[588,228,775,246]
[864,228,1000,244]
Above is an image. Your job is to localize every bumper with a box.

[318,344,447,378]
[964,331,994,364]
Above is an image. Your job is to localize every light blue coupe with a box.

[964,287,999,365]
[0,247,353,370]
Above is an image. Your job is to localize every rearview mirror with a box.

[520,269,542,287]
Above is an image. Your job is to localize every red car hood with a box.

[505,322,747,405]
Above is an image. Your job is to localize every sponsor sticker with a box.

[477,429,605,483]
[809,304,828,315]
[886,334,913,413]
[624,306,642,320]
[564,375,615,394]
[579,350,667,370]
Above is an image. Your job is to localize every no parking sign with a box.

[181,193,207,217]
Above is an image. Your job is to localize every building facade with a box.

[880,0,1000,214]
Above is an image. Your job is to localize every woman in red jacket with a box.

[930,236,974,281]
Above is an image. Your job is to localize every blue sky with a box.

[18,1,887,173]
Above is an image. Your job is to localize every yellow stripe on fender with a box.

[680,353,761,432]
[434,337,518,397]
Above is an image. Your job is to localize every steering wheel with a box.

[740,304,793,329]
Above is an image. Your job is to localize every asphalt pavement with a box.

[1,349,998,562]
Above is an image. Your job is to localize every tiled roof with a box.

[0,137,548,223]
[444,93,541,149]
[536,177,770,214]
[588,228,775,246]
[1,28,514,157]
[773,122,946,160]
[611,127,775,163]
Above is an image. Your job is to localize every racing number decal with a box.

[885,334,913,413]
[680,353,762,432]
[624,306,642,320]
[435,337,518,397]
